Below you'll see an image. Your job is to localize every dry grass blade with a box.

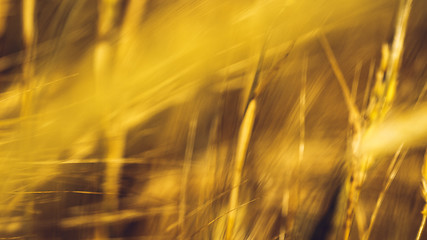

[226,99,257,240]
[417,208,427,240]
[225,38,270,239]
[318,31,361,130]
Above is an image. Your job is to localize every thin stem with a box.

[343,175,361,240]
[342,0,413,238]
[363,146,405,240]
[419,149,427,240]
[362,60,375,112]
[318,31,361,131]
[416,206,427,240]
[299,56,307,168]
[351,61,362,103]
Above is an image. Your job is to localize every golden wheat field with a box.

[0,0,426,239]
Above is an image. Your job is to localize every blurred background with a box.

[0,0,426,239]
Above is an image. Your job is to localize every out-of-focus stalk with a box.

[9,0,37,229]
[417,149,427,240]
[294,55,308,238]
[94,1,122,238]
[97,0,147,215]
[21,0,36,118]
[279,56,308,240]
[96,0,121,226]
[299,57,307,178]
[117,0,146,62]
[179,114,198,239]
[95,1,147,237]
[0,0,10,38]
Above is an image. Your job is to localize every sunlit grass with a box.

[0,0,426,239]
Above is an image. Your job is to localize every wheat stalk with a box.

[320,0,412,238]
[365,60,425,240]
[356,0,412,236]
[1,1,425,238]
